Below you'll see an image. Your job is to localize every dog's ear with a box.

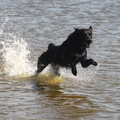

[89,26,92,31]
[74,28,80,32]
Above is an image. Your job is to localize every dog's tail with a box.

[48,43,55,49]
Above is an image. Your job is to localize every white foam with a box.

[60,64,99,86]
[1,34,36,77]
[0,10,36,78]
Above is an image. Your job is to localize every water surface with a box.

[0,0,120,119]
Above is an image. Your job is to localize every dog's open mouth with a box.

[84,41,92,48]
[85,42,91,47]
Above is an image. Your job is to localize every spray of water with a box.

[0,10,36,78]
[60,65,99,86]
[1,35,36,78]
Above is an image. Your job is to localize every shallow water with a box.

[0,0,120,119]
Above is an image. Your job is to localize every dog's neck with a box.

[80,46,86,50]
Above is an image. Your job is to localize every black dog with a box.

[35,26,97,76]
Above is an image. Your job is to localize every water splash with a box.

[60,64,99,86]
[35,64,99,86]
[1,35,36,78]
[0,10,36,78]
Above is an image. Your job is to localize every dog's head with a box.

[74,26,93,48]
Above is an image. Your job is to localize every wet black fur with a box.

[35,26,97,76]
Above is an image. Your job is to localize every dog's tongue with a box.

[87,43,90,47]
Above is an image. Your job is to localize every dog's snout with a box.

[87,39,92,43]
[90,40,92,43]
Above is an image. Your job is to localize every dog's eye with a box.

[84,33,87,36]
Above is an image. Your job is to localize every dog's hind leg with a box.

[36,63,48,75]
[35,55,50,76]
[51,63,60,76]
[35,63,49,76]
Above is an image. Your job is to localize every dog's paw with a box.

[92,61,98,66]
[71,66,77,76]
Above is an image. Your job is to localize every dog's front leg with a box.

[71,62,77,76]
[81,59,97,68]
